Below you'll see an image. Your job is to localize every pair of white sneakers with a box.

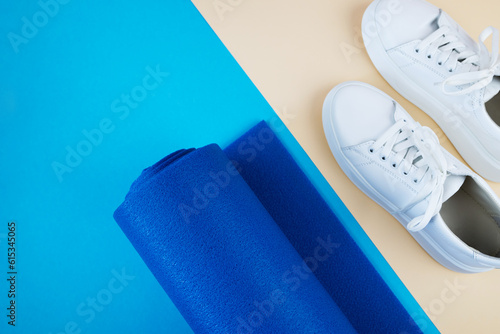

[323,0,500,273]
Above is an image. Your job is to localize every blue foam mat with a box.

[114,142,356,333]
[114,121,434,333]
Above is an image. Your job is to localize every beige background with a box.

[191,0,500,333]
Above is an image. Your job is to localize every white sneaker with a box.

[362,0,500,182]
[322,81,500,273]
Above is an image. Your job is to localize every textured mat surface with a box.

[114,143,355,334]
[115,121,423,333]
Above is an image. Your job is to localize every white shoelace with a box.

[416,25,500,96]
[370,115,448,231]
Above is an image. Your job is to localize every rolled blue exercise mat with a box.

[114,143,356,333]
[114,121,425,334]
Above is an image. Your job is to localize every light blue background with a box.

[0,1,437,333]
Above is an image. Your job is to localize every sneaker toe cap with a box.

[323,82,397,148]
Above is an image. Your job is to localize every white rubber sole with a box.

[362,0,500,183]
[322,81,492,273]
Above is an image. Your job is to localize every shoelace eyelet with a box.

[427,55,432,59]
[369,148,374,153]
[381,156,386,161]
[438,61,443,66]
[414,49,419,53]
[392,163,397,168]
[403,171,408,176]
[413,179,418,183]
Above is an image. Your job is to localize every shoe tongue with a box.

[484,77,500,102]
[443,174,466,202]
[393,106,465,202]
[437,10,456,29]
[393,105,406,122]
[409,7,440,42]
[437,10,477,50]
